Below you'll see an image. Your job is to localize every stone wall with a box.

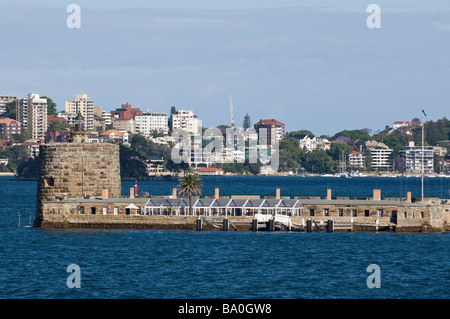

[35,142,121,226]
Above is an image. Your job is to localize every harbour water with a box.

[0,176,449,299]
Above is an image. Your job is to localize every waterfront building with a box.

[17,93,48,139]
[348,150,365,168]
[170,109,199,134]
[135,111,169,137]
[0,118,21,141]
[197,167,224,176]
[0,94,17,115]
[405,141,434,174]
[254,119,285,146]
[365,140,392,170]
[65,94,94,132]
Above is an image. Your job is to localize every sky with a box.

[1,1,449,136]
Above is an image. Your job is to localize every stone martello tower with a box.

[35,117,121,227]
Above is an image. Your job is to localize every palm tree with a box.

[178,172,202,215]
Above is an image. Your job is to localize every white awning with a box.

[125,203,139,209]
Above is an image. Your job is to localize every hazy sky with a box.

[1,1,449,136]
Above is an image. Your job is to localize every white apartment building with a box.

[17,93,48,139]
[405,141,434,174]
[0,94,17,115]
[365,140,392,170]
[101,111,112,126]
[65,94,94,131]
[348,151,365,168]
[170,110,199,134]
[135,111,168,137]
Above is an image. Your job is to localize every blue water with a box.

[0,176,449,299]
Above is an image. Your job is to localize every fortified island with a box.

[35,130,450,233]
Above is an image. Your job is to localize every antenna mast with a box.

[229,92,235,129]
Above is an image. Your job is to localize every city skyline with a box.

[1,1,449,136]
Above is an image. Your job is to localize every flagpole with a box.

[421,108,424,203]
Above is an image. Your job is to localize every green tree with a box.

[47,121,74,132]
[278,137,304,171]
[3,101,17,119]
[178,172,202,215]
[41,96,57,115]
[286,130,315,139]
[304,149,335,174]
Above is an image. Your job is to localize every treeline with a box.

[278,117,450,174]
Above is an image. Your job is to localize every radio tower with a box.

[229,92,235,129]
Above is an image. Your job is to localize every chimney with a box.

[102,189,109,200]
[276,188,281,199]
[130,187,135,199]
[172,188,177,198]
[373,189,381,200]
[327,188,332,200]
[406,191,411,202]
[215,188,220,199]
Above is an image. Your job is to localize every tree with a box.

[286,130,315,139]
[243,113,251,130]
[178,172,202,215]
[304,150,335,174]
[3,101,17,119]
[41,96,57,115]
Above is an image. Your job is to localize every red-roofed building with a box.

[253,119,285,146]
[0,118,21,141]
[111,103,142,121]
[100,129,129,143]
[197,167,224,176]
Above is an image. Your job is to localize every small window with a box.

[378,209,383,217]
[78,206,84,214]
[103,207,108,215]
[421,212,424,218]
[352,209,357,217]
[338,209,343,217]
[404,212,407,219]
[324,209,329,217]
[310,209,315,217]
[364,210,370,217]
[91,207,96,215]
[114,207,119,215]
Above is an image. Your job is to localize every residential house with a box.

[100,129,129,144]
[348,151,365,168]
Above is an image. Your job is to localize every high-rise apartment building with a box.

[65,94,94,131]
[16,93,48,139]
[135,111,169,137]
[253,119,285,146]
[405,141,434,174]
[170,110,199,134]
